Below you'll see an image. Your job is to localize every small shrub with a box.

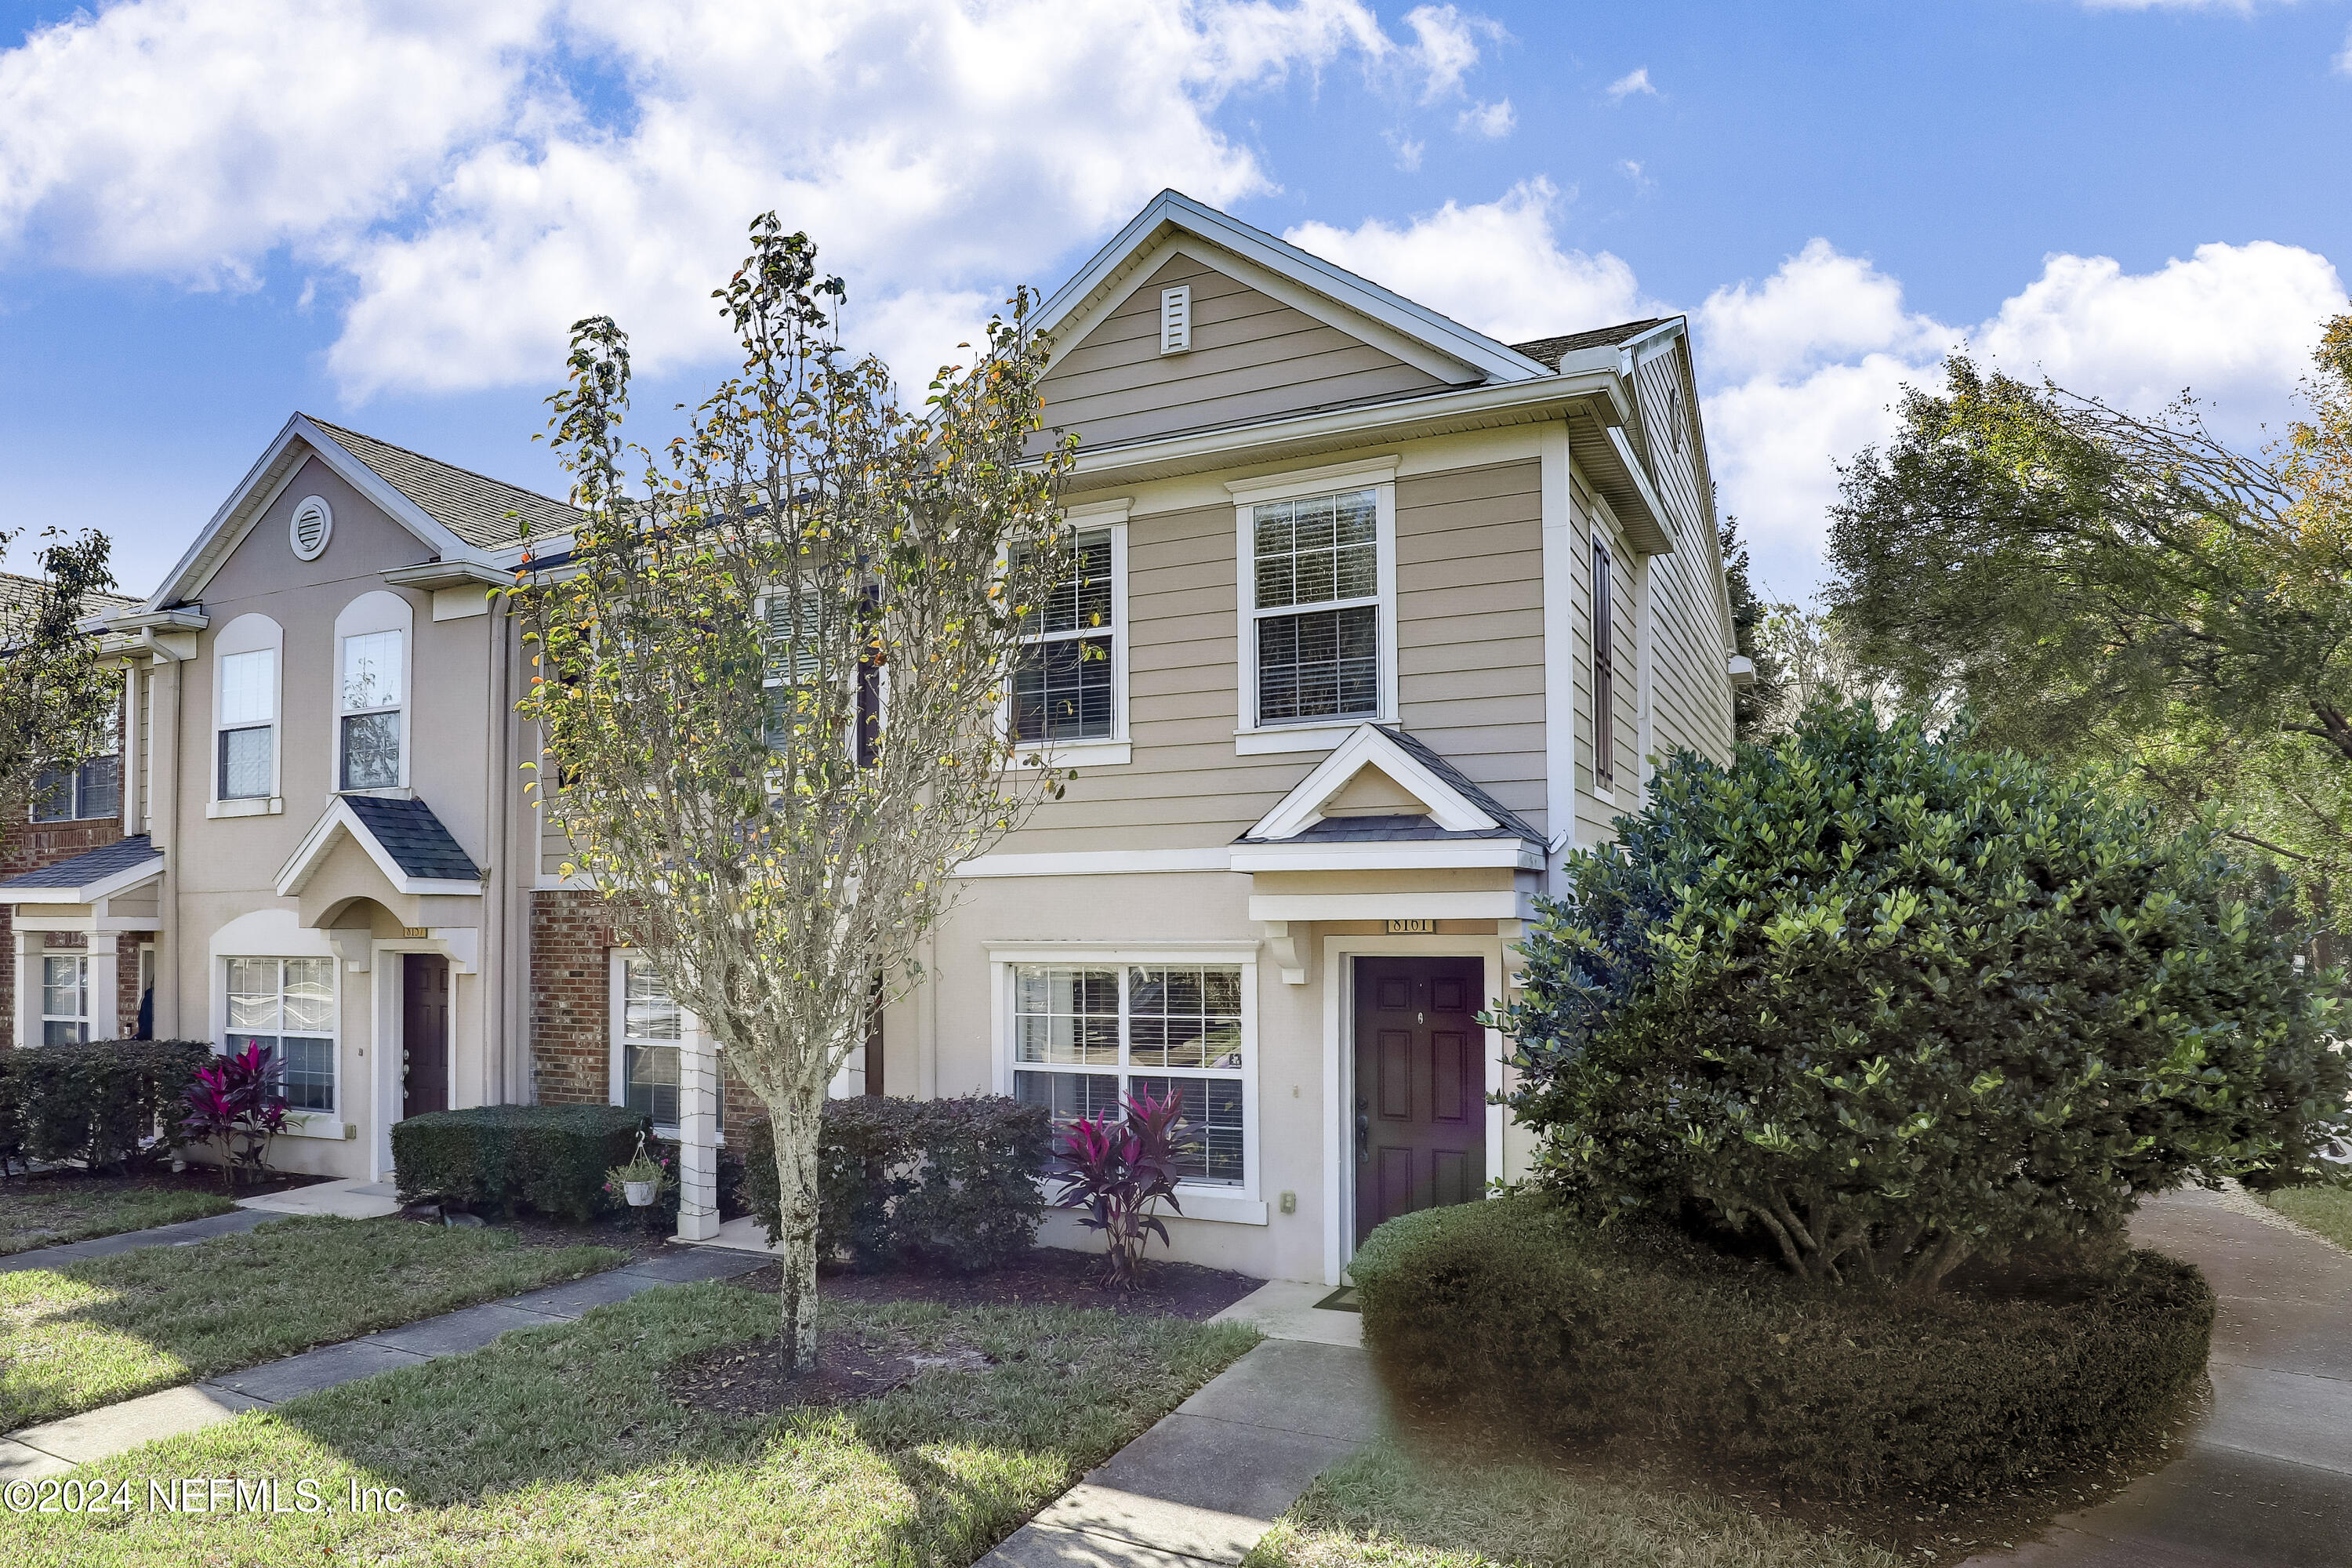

[178,1043,290,1188]
[0,1040,211,1171]
[392,1104,651,1223]
[1499,701,2350,1291]
[1048,1086,1192,1287]
[741,1094,1051,1272]
[1352,1192,2214,1501]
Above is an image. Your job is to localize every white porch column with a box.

[85,932,122,1040]
[13,927,41,1049]
[673,1020,721,1241]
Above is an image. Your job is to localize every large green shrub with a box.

[1501,702,2349,1291]
[392,1104,651,1223]
[740,1095,1051,1272]
[0,1040,212,1171]
[1353,1192,2213,1500]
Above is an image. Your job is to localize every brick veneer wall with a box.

[528,889,760,1127]
[0,817,136,1044]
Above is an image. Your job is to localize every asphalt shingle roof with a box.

[344,797,482,882]
[0,834,162,895]
[1235,726,1545,846]
[0,571,143,619]
[1508,318,1671,369]
[307,417,582,551]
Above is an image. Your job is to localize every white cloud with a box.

[1619,159,1653,194]
[1386,132,1426,172]
[2336,22,2352,74]
[1457,99,1515,137]
[1283,178,1650,344]
[1605,67,1655,101]
[2076,0,2274,12]
[0,0,1493,397]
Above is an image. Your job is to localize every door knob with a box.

[1356,1097,1369,1162]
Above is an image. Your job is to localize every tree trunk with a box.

[771,1083,825,1372]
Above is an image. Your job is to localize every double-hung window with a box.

[41,955,89,1045]
[1013,527,1116,744]
[339,630,404,789]
[1010,962,1250,1188]
[1233,468,1396,750]
[217,648,276,800]
[1592,539,1615,789]
[614,953,686,1131]
[225,957,335,1112]
[31,755,119,822]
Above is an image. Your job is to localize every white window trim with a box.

[222,954,340,1124]
[332,592,416,797]
[1012,500,1131,767]
[989,942,1263,1224]
[610,949,682,1138]
[209,613,285,817]
[41,953,90,1046]
[1229,459,1399,757]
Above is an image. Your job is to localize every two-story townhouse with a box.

[0,191,1741,1288]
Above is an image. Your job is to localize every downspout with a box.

[482,597,516,1107]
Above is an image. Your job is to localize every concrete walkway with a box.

[1966,1186,2352,1568]
[0,1245,766,1483]
[980,1281,1380,1567]
[0,1207,276,1275]
[235,1176,405,1220]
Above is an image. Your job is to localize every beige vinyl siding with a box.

[1396,460,1547,831]
[1572,473,1640,850]
[1036,255,1446,452]
[1630,348,1735,771]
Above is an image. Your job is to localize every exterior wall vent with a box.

[1160,285,1192,355]
[289,495,334,561]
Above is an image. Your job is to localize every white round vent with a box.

[289,495,333,561]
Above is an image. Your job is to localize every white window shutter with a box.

[1160,286,1192,354]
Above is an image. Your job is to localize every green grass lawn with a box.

[2256,1184,2352,1254]
[0,1176,236,1257]
[1,1281,1260,1567]
[0,1215,622,1430]
[1247,1437,1904,1568]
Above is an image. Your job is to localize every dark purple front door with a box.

[1353,956,1486,1244]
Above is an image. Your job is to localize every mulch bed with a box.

[663,1324,1000,1417]
[728,1246,1263,1321]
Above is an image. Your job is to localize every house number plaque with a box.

[1385,919,1435,935]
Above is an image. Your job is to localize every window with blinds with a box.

[1013,528,1115,743]
[1250,487,1380,726]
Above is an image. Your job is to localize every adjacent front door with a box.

[1353,955,1486,1244]
[401,953,450,1119]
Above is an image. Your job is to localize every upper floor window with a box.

[42,954,89,1045]
[32,754,119,822]
[1014,526,1116,744]
[1592,539,1616,789]
[340,629,404,789]
[1231,468,1396,749]
[218,648,277,800]
[226,956,335,1112]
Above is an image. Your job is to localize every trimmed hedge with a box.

[392,1104,652,1224]
[1352,1192,2214,1500]
[0,1040,212,1171]
[741,1094,1052,1272]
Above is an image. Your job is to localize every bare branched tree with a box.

[514,216,1074,1370]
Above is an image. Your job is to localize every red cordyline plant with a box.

[1047,1087,1197,1288]
[180,1044,289,1189]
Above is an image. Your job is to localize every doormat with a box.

[1313,1286,1360,1313]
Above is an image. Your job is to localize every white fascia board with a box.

[1246,891,1534,922]
[277,797,482,900]
[985,940,1261,964]
[1247,724,1497,840]
[1229,840,1543,873]
[1606,425,1675,554]
[1035,191,1552,387]
[5,856,165,906]
[1066,373,1626,487]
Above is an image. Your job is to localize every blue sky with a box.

[2,0,2347,601]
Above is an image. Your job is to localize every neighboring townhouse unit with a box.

[0,191,1741,1287]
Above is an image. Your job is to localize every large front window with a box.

[340,629,404,790]
[1014,528,1115,743]
[226,957,335,1112]
[613,953,720,1134]
[1011,963,1247,1187]
[1251,487,1380,726]
[31,755,119,822]
[217,648,275,800]
[42,955,89,1045]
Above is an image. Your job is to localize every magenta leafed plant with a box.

[1047,1087,1197,1288]
[179,1044,291,1189]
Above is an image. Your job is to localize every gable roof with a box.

[277,796,483,899]
[1036,190,1555,389]
[1508,319,1672,369]
[0,834,164,902]
[307,418,579,551]
[0,572,142,618]
[1238,725,1544,847]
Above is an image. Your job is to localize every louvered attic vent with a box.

[289,495,333,561]
[1160,285,1192,354]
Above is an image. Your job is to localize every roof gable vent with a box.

[1160,285,1192,354]
[289,495,334,561]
